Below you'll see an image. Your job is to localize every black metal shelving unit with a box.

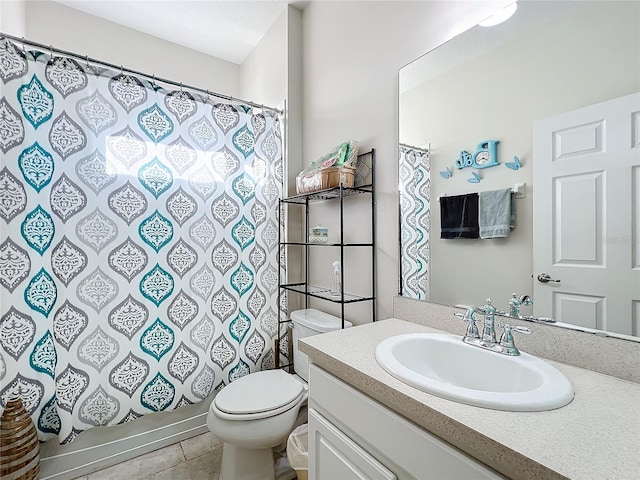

[276,150,376,368]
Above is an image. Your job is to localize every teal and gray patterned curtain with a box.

[0,37,283,444]
[399,145,430,300]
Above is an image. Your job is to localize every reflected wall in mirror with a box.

[398,1,640,338]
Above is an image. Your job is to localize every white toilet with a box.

[207,308,352,480]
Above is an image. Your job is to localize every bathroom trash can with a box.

[287,423,309,480]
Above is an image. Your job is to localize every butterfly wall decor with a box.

[439,166,452,179]
[506,155,521,170]
[467,171,481,183]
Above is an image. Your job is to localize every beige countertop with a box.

[299,318,640,480]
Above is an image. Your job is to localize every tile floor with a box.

[73,432,223,480]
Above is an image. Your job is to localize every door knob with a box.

[537,273,560,283]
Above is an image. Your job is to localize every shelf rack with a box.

[276,150,376,368]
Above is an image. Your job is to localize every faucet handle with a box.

[502,324,532,335]
[498,323,531,355]
[519,295,534,306]
[455,308,480,339]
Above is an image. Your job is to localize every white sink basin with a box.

[375,333,574,411]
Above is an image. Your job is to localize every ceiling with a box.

[53,0,304,65]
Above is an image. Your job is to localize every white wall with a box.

[301,0,507,321]
[0,0,26,36]
[241,7,287,110]
[25,0,241,96]
[241,5,303,194]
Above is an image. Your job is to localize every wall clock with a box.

[456,140,500,169]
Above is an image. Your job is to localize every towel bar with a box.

[437,182,526,202]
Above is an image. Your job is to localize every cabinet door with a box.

[309,409,397,480]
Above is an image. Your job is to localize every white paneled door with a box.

[533,92,640,336]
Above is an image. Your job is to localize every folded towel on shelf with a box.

[479,188,515,239]
[440,193,479,239]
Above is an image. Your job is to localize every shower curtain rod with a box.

[399,142,430,153]
[0,31,284,115]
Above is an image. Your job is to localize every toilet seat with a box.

[213,370,307,421]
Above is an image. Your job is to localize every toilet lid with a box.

[214,369,304,415]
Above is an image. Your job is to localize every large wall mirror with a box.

[399,0,640,339]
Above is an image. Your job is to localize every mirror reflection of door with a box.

[533,92,640,336]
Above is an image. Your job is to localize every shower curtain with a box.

[0,37,283,444]
[399,145,430,300]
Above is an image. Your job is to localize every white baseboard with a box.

[39,396,213,480]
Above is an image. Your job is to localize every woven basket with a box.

[295,165,356,194]
[0,399,40,480]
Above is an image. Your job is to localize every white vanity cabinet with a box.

[308,364,505,480]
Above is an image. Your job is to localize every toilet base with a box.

[219,443,275,480]
[218,443,298,480]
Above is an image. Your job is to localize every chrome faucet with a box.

[455,298,532,356]
[508,293,533,318]
[481,298,497,343]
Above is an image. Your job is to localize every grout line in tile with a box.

[139,461,190,480]
[179,441,187,460]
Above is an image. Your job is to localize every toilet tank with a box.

[291,309,352,382]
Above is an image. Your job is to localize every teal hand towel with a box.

[479,188,514,239]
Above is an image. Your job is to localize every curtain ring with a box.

[49,45,53,58]
[21,37,26,55]
[120,65,124,76]
[85,55,90,69]
[179,82,183,92]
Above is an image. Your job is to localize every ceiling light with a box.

[479,2,517,27]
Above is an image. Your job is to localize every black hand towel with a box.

[440,193,479,239]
